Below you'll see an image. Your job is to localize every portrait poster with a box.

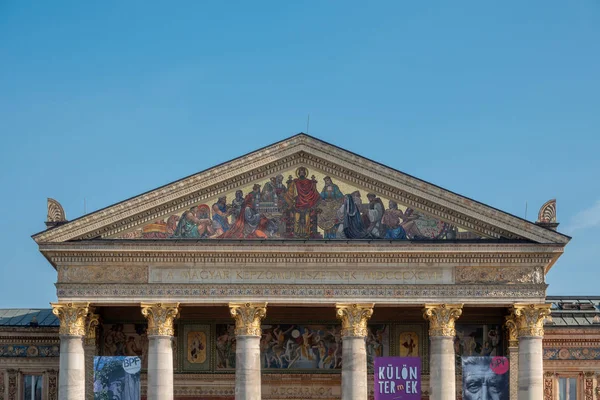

[374,357,421,400]
[181,324,210,371]
[94,356,141,400]
[461,356,509,400]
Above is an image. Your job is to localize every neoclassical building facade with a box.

[1,134,591,400]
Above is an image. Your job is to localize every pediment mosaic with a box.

[115,166,482,241]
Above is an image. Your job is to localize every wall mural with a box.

[102,324,148,369]
[117,167,481,240]
[455,324,503,369]
[216,323,389,371]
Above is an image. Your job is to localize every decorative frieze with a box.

[56,283,547,303]
[141,303,180,336]
[335,303,374,337]
[544,347,600,360]
[423,303,463,337]
[510,303,552,337]
[0,344,59,357]
[51,302,90,336]
[58,265,148,283]
[585,372,594,400]
[456,266,544,284]
[47,370,58,400]
[229,302,267,336]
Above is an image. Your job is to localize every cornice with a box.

[32,135,570,245]
[40,241,563,268]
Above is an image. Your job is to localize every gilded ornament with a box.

[423,304,463,337]
[85,312,100,346]
[229,302,267,336]
[335,303,374,337]
[510,303,551,337]
[141,303,180,336]
[51,302,90,336]
[505,315,519,347]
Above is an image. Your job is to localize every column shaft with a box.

[58,335,86,400]
[147,336,174,400]
[518,337,543,400]
[341,336,368,399]
[508,345,519,400]
[235,336,261,400]
[429,336,455,400]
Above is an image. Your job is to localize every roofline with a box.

[546,296,600,300]
[32,132,571,242]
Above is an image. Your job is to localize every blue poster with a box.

[94,356,141,400]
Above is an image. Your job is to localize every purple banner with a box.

[374,357,421,400]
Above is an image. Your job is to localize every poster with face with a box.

[94,356,141,400]
[461,356,509,400]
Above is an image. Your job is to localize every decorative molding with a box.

[229,302,267,336]
[543,371,554,400]
[505,315,519,347]
[32,135,569,245]
[456,266,544,284]
[85,313,100,346]
[51,302,90,336]
[0,344,59,357]
[6,370,16,400]
[544,347,600,360]
[46,369,58,400]
[140,303,180,336]
[0,369,4,400]
[335,303,374,337]
[585,372,594,400]
[58,265,148,283]
[510,303,552,337]
[56,283,547,303]
[423,304,463,337]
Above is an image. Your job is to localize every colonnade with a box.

[50,301,551,400]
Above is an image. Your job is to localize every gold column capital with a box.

[51,302,90,336]
[510,303,551,337]
[141,303,180,336]
[335,303,374,337]
[423,303,463,337]
[229,302,267,336]
[85,312,100,346]
[505,314,519,347]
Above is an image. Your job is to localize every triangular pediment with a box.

[32,134,569,244]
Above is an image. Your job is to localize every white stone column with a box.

[84,312,100,400]
[51,302,90,400]
[229,302,267,400]
[423,304,463,400]
[510,303,551,400]
[336,303,374,400]
[141,303,180,400]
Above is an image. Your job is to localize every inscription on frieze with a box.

[149,266,454,285]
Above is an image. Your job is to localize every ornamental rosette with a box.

[51,302,90,336]
[141,303,180,336]
[510,303,551,337]
[423,304,463,337]
[229,302,267,336]
[335,303,374,338]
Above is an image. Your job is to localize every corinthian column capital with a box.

[423,303,463,337]
[335,303,374,337]
[51,302,90,336]
[141,303,180,336]
[510,303,551,337]
[229,302,267,336]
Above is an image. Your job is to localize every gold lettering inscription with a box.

[152,267,450,284]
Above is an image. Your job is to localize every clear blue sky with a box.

[1,1,598,307]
